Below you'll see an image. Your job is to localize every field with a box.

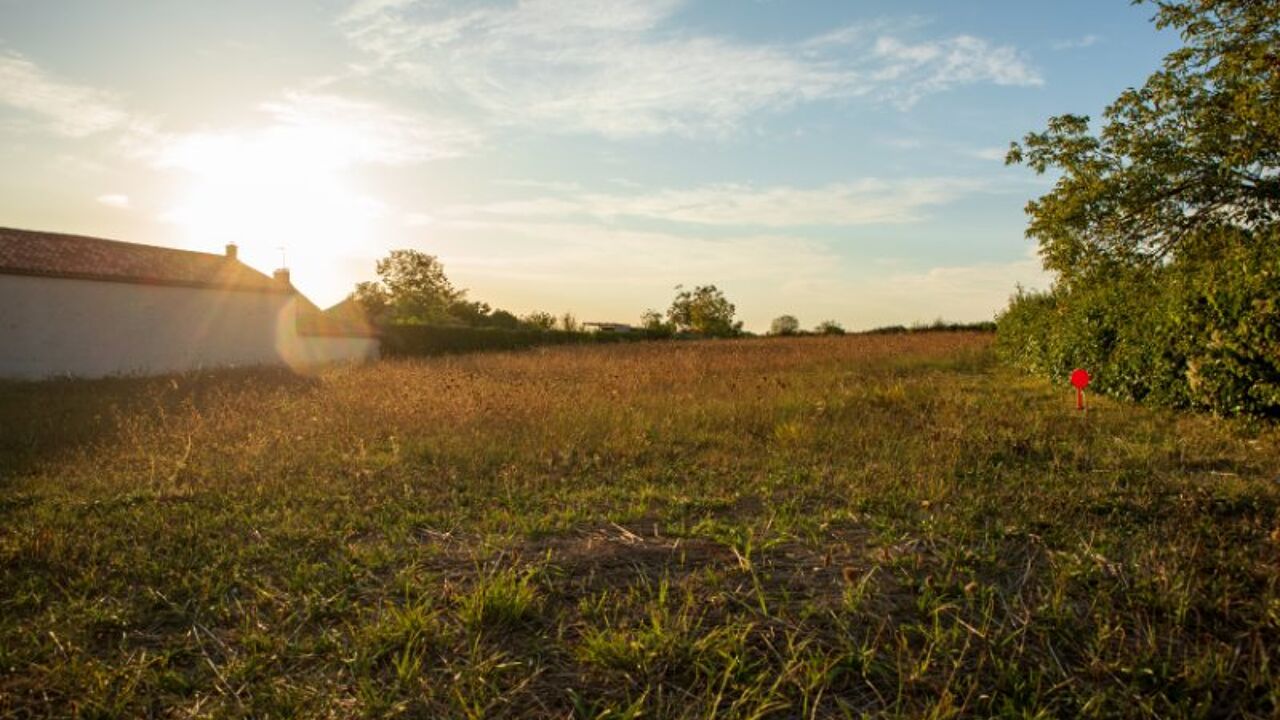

[2,333,1279,718]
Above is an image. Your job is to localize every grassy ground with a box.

[1,333,1278,719]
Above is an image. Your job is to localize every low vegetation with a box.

[2,333,1278,717]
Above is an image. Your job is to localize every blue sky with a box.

[0,0,1179,330]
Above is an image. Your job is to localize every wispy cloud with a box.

[258,92,481,164]
[337,0,1042,138]
[155,91,479,172]
[0,52,130,137]
[870,35,1043,107]
[960,146,1008,161]
[1052,34,1101,50]
[439,177,988,228]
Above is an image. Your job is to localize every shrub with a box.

[996,229,1280,418]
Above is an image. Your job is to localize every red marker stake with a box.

[1070,369,1091,412]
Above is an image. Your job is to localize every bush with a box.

[996,229,1280,418]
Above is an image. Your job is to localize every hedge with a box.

[996,228,1280,418]
[379,325,667,357]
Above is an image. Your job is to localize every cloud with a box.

[337,1,1042,138]
[1052,34,1101,50]
[438,177,988,228]
[961,146,1008,161]
[96,193,130,209]
[0,52,130,137]
[870,35,1043,106]
[154,91,479,173]
[257,92,481,164]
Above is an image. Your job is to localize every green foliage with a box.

[639,308,675,337]
[457,568,541,631]
[521,311,557,330]
[997,229,1280,417]
[1006,0,1280,284]
[815,320,845,335]
[1002,0,1280,418]
[666,284,742,337]
[488,309,521,329]
[770,315,800,336]
[860,320,996,336]
[449,299,522,329]
[354,250,526,329]
[355,249,461,325]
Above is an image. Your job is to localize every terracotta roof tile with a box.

[0,227,283,292]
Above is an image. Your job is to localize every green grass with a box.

[1,333,1278,718]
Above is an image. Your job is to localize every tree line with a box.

[349,250,864,340]
[349,250,755,337]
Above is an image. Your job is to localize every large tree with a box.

[667,285,742,337]
[998,0,1280,417]
[1006,0,1279,285]
[354,250,462,324]
[770,315,800,336]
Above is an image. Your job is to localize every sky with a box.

[0,0,1180,331]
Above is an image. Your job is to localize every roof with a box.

[0,227,284,292]
[584,322,634,330]
[296,295,380,338]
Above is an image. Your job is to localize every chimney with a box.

[225,243,238,260]
[273,268,291,287]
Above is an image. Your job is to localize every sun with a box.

[160,121,385,280]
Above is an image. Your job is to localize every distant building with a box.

[584,322,634,333]
[0,227,378,380]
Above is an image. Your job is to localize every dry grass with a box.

[1,333,1278,718]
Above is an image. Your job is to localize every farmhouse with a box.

[584,322,635,334]
[0,227,378,380]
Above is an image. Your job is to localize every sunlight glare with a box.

[159,119,386,275]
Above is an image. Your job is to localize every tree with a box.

[351,281,391,324]
[488,309,521,329]
[448,299,493,327]
[815,320,845,335]
[355,250,462,324]
[666,285,742,337]
[1006,0,1280,286]
[998,0,1280,418]
[640,308,673,336]
[521,311,557,330]
[770,315,801,336]
[559,312,580,333]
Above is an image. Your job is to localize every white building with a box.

[584,322,635,334]
[0,227,378,380]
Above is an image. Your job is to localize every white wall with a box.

[0,274,376,380]
[280,334,380,369]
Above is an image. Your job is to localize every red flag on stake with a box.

[1070,369,1091,411]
